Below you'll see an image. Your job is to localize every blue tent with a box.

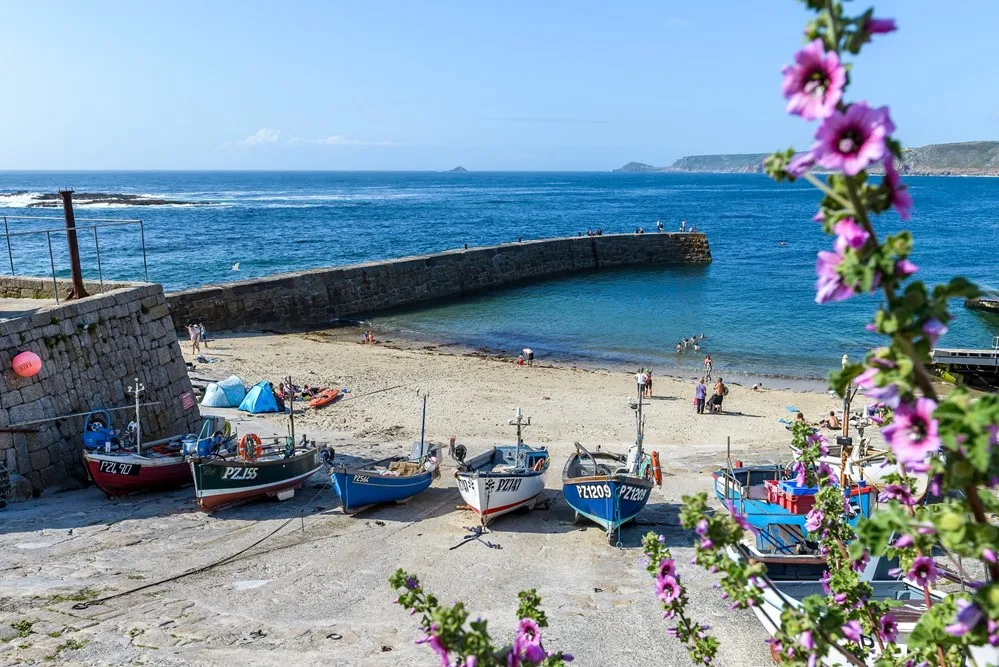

[201,383,230,408]
[218,375,247,406]
[239,381,280,414]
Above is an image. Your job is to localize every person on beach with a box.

[187,324,201,355]
[523,348,534,366]
[711,377,727,414]
[198,323,208,348]
[635,369,647,396]
[270,382,286,412]
[703,354,713,380]
[517,354,524,366]
[751,382,763,392]
[675,342,682,353]
[819,411,841,430]
[644,368,653,398]
[695,378,707,414]
[794,411,806,424]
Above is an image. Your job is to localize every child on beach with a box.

[645,368,653,398]
[187,324,201,355]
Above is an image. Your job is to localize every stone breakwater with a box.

[167,232,711,331]
[0,277,201,496]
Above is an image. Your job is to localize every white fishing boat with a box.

[450,409,550,526]
[818,425,929,500]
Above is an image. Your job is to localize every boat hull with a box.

[332,466,433,511]
[562,474,653,536]
[191,449,322,511]
[455,469,547,525]
[84,452,191,497]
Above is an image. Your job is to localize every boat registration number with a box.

[97,460,141,476]
[221,467,259,481]
[353,475,370,484]
[577,484,648,502]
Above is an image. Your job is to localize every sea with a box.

[1,171,996,382]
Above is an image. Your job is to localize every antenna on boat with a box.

[287,375,296,445]
[127,377,145,454]
[419,390,429,458]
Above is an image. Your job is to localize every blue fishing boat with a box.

[713,460,874,555]
[328,394,441,512]
[563,388,662,545]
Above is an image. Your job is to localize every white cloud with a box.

[228,129,398,148]
[237,128,282,146]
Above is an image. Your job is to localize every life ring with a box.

[533,458,546,472]
[238,433,263,462]
[650,451,663,487]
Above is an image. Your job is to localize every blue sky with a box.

[1,1,996,170]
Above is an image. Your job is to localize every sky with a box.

[1,1,997,171]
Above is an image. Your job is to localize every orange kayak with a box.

[308,389,341,408]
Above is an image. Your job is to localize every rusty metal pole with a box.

[59,190,89,299]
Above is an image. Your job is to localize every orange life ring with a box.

[533,458,546,472]
[238,433,263,462]
[650,451,663,487]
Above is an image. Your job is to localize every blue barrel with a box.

[196,438,213,457]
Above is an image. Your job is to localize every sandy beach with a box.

[0,330,855,666]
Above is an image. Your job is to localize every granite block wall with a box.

[0,278,202,495]
[167,232,711,331]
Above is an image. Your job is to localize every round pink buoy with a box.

[12,351,42,377]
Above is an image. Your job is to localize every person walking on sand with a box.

[198,323,209,348]
[187,324,201,355]
[645,368,653,398]
[523,348,534,366]
[703,354,713,381]
[635,368,647,396]
[695,377,707,414]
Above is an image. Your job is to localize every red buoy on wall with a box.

[12,351,42,377]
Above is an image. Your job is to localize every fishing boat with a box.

[328,393,441,511]
[190,379,326,511]
[450,408,549,526]
[713,457,874,555]
[726,544,998,665]
[82,379,235,498]
[818,428,930,501]
[190,434,324,510]
[562,389,661,544]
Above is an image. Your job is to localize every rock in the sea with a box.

[447,166,468,173]
[24,192,211,208]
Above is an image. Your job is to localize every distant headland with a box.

[446,166,468,173]
[615,141,999,176]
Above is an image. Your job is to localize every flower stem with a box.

[803,172,851,210]
[965,485,999,581]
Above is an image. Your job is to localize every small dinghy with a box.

[562,389,660,545]
[308,389,341,409]
[450,408,549,526]
[329,393,441,512]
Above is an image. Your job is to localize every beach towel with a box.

[785,406,800,413]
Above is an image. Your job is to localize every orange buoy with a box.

[12,351,41,377]
[650,450,663,487]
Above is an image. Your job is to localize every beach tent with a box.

[239,380,280,414]
[218,375,247,406]
[201,383,231,408]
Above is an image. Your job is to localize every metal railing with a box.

[1,215,149,303]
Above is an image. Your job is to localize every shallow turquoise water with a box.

[1,171,996,378]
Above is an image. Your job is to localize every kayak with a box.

[309,389,341,409]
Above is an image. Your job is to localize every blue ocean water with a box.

[1,171,997,379]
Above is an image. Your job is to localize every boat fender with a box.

[532,458,546,472]
[319,447,335,465]
[650,451,663,487]
[238,433,263,462]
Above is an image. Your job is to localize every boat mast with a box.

[634,377,645,466]
[287,375,295,445]
[419,391,428,458]
[510,408,530,462]
[127,377,145,454]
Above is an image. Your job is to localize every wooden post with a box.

[59,190,89,300]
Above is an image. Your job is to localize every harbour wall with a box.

[166,232,712,331]
[0,277,201,498]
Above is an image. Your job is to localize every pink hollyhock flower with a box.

[781,39,847,120]
[658,558,677,578]
[895,258,918,277]
[517,618,542,646]
[866,17,898,34]
[800,629,815,650]
[852,550,871,573]
[793,461,808,486]
[883,157,912,220]
[815,244,853,303]
[725,499,760,535]
[521,644,546,664]
[694,518,709,537]
[834,218,869,249]
[922,318,948,345]
[878,613,899,642]
[853,368,900,408]
[945,599,983,636]
[908,556,939,586]
[465,656,478,667]
[804,508,824,533]
[819,569,832,594]
[416,625,450,667]
[882,398,941,464]
[656,574,682,604]
[841,620,863,643]
[983,548,997,564]
[814,103,894,176]
[879,483,915,506]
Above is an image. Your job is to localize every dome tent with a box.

[201,383,231,408]
[217,375,247,406]
[238,380,280,414]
